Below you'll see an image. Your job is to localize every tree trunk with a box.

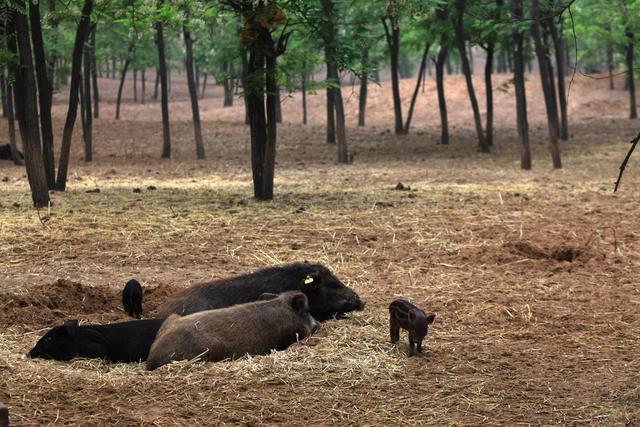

[1,69,6,118]
[608,46,614,90]
[155,2,171,158]
[510,0,531,170]
[111,57,116,79]
[9,8,50,207]
[91,26,99,118]
[358,48,368,127]
[48,0,58,91]
[454,0,487,152]
[183,23,205,160]
[435,45,449,145]
[548,21,568,140]
[241,48,250,125]
[382,15,405,134]
[200,73,208,99]
[531,0,561,168]
[154,69,160,100]
[223,59,233,107]
[325,79,336,143]
[321,0,348,162]
[484,42,495,147]
[116,44,133,120]
[29,0,56,188]
[275,87,282,123]
[626,30,637,119]
[133,69,137,103]
[55,0,93,191]
[82,42,93,162]
[5,82,22,166]
[404,42,430,133]
[302,67,308,125]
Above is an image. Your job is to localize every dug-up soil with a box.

[0,70,639,425]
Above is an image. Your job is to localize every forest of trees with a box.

[1,0,639,206]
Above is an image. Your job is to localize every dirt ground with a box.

[1,69,640,425]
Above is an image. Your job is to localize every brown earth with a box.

[0,70,639,425]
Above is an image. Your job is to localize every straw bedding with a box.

[0,73,639,424]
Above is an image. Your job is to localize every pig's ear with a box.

[63,320,79,337]
[290,293,309,313]
[408,309,417,320]
[426,313,436,325]
[258,292,278,301]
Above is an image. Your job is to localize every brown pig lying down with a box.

[146,291,321,370]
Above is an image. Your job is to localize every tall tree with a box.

[183,20,206,160]
[510,0,531,170]
[82,33,93,162]
[155,0,171,158]
[454,0,487,152]
[29,0,55,188]
[381,1,405,134]
[547,16,569,140]
[91,26,100,118]
[56,0,94,191]
[625,27,637,119]
[9,7,50,207]
[531,0,562,168]
[115,43,134,120]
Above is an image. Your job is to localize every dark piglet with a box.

[122,279,143,319]
[27,318,165,363]
[389,299,435,356]
[147,291,320,370]
[156,262,365,321]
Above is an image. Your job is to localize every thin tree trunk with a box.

[626,29,637,119]
[382,14,405,134]
[302,67,308,125]
[5,82,22,165]
[510,0,531,170]
[454,0,487,152]
[183,23,205,160]
[141,69,146,104]
[358,48,368,127]
[531,0,561,168]
[111,57,116,79]
[56,0,93,191]
[200,73,208,99]
[82,42,93,162]
[156,6,171,158]
[195,65,200,96]
[48,0,58,91]
[241,47,250,125]
[9,8,50,207]
[0,70,6,118]
[154,68,160,100]
[548,21,568,140]
[133,69,137,103]
[29,0,56,188]
[91,26,99,118]
[275,87,282,123]
[325,79,335,143]
[115,45,132,120]
[484,42,495,147]
[435,46,449,145]
[404,42,430,132]
[223,59,233,107]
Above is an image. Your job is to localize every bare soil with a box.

[1,71,639,425]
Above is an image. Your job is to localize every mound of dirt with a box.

[144,282,179,314]
[504,241,586,262]
[0,279,120,329]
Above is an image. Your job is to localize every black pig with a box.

[389,299,436,356]
[27,318,165,363]
[0,144,23,161]
[122,279,143,319]
[156,262,365,321]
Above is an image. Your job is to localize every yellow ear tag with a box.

[304,276,314,285]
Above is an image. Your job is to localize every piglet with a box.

[123,279,143,319]
[389,299,435,356]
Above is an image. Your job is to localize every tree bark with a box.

[626,29,637,119]
[382,14,405,134]
[91,26,99,118]
[548,20,568,140]
[133,69,137,103]
[5,81,22,166]
[325,63,336,144]
[435,45,449,145]
[510,0,531,170]
[183,23,205,160]
[484,42,495,147]
[302,66,308,125]
[454,0,487,152]
[56,0,93,191]
[10,8,50,207]
[29,0,56,188]
[321,0,348,162]
[116,44,133,120]
[1,68,6,117]
[154,69,160,100]
[48,0,58,91]
[82,41,93,162]
[200,73,208,99]
[358,48,368,127]
[155,1,171,158]
[404,42,430,133]
[141,69,146,104]
[223,59,234,107]
[607,45,614,90]
[531,0,561,168]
